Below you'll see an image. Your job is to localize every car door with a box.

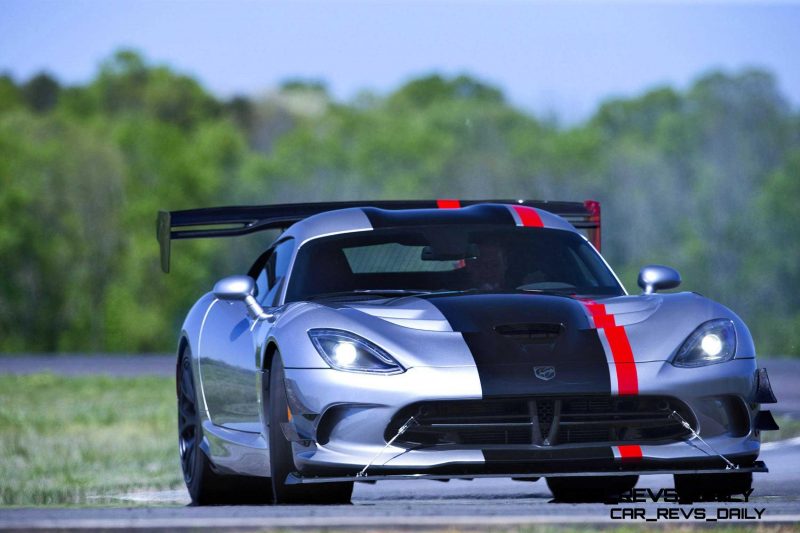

[199,238,295,432]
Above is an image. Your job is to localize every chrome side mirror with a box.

[213,275,274,321]
[213,275,255,301]
[637,265,681,294]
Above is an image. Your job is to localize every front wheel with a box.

[178,346,273,505]
[674,473,752,502]
[269,351,353,504]
[546,475,639,502]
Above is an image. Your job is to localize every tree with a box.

[0,74,23,113]
[388,74,505,109]
[1,53,799,355]
[0,111,124,351]
[22,73,60,113]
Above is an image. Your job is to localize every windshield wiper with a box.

[307,289,431,300]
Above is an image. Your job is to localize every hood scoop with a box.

[494,323,563,343]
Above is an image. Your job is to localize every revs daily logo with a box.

[534,366,556,381]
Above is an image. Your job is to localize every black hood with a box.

[422,292,611,397]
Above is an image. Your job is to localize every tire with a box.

[178,346,273,505]
[674,472,752,502]
[269,351,354,504]
[546,475,639,502]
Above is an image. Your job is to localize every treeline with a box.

[1,50,798,355]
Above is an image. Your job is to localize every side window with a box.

[254,265,269,300]
[259,238,295,307]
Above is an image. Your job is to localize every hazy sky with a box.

[2,1,799,121]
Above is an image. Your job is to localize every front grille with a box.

[386,396,694,448]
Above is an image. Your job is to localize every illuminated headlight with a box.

[672,319,737,367]
[308,329,404,374]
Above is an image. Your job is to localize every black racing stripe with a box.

[481,447,616,473]
[424,293,611,398]
[483,447,615,463]
[362,204,515,228]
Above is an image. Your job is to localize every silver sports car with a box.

[158,200,778,505]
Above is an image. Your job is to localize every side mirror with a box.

[637,265,681,294]
[213,275,255,301]
[212,275,274,321]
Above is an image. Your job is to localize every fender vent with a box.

[494,323,563,342]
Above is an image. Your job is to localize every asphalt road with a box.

[1,440,799,530]
[0,353,176,377]
[1,355,798,530]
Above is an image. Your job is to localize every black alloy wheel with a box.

[269,351,354,504]
[178,352,199,484]
[674,472,753,502]
[177,346,273,505]
[546,475,639,502]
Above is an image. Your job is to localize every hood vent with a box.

[493,323,563,342]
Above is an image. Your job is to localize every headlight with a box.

[672,319,737,367]
[308,329,404,374]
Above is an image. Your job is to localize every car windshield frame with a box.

[283,225,625,303]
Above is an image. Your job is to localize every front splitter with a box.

[287,460,767,484]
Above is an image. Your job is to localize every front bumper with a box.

[282,358,763,478]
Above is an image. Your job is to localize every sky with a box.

[1,1,799,122]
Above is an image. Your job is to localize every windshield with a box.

[285,226,624,302]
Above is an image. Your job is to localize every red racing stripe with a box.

[585,301,642,461]
[618,444,643,462]
[583,302,639,396]
[511,205,544,227]
[436,199,461,209]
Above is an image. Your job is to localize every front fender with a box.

[266,301,474,370]
[620,292,756,363]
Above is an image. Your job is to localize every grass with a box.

[0,373,182,506]
[762,415,800,443]
[1,373,799,508]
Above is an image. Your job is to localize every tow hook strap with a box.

[357,416,418,478]
[669,410,738,470]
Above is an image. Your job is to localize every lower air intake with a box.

[386,395,695,448]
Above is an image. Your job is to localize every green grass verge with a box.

[762,415,800,443]
[0,373,181,506]
[2,373,799,508]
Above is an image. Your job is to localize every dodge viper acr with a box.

[157,200,778,505]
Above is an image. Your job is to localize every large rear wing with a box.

[157,199,601,272]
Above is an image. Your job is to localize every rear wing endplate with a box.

[157,199,601,273]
